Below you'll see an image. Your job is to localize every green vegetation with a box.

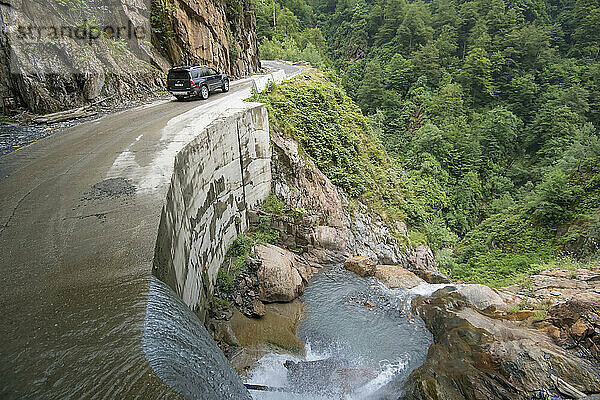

[249,72,411,223]
[534,310,548,322]
[261,193,308,223]
[255,0,600,286]
[507,298,549,320]
[218,234,255,291]
[151,0,175,48]
[261,193,286,214]
[253,0,331,69]
[217,196,281,291]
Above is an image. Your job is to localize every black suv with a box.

[166,66,230,100]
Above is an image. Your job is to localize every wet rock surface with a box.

[218,301,306,375]
[208,243,314,361]
[405,287,600,400]
[547,291,600,363]
[344,255,377,277]
[345,254,447,289]
[255,244,314,303]
[374,264,425,289]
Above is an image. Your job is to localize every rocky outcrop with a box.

[255,244,313,302]
[0,0,259,113]
[344,256,376,277]
[374,265,425,289]
[0,0,167,113]
[405,287,600,400]
[153,0,259,77]
[547,291,600,363]
[408,245,451,283]
[342,200,410,265]
[501,267,600,305]
[268,128,447,281]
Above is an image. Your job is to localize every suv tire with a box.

[199,85,209,100]
[222,79,230,92]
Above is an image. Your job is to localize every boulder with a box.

[293,256,315,283]
[255,244,305,302]
[344,256,376,277]
[405,288,600,400]
[532,274,588,290]
[548,291,600,361]
[374,265,425,289]
[407,245,451,284]
[457,284,516,311]
[250,298,266,317]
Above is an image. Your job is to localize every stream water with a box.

[143,276,252,399]
[246,265,440,399]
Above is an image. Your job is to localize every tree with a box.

[435,25,459,67]
[357,58,386,113]
[384,53,414,95]
[413,43,443,85]
[374,0,408,46]
[458,47,495,104]
[396,1,434,53]
[528,168,578,226]
[427,82,466,125]
[507,73,539,119]
[448,170,483,235]
[572,0,600,58]
[479,107,523,165]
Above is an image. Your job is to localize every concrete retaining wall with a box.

[251,69,286,92]
[152,103,271,317]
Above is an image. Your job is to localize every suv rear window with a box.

[168,70,190,80]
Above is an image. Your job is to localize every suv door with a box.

[207,68,221,90]
[190,69,199,93]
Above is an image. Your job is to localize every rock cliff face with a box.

[153,0,259,77]
[0,0,165,113]
[0,0,259,113]
[263,128,447,282]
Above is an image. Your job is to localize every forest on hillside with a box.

[250,0,600,286]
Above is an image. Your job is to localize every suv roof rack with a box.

[170,65,209,70]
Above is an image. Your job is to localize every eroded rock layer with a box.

[405,287,600,400]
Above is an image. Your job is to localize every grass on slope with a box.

[249,71,411,225]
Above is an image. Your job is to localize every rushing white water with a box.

[246,265,441,399]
